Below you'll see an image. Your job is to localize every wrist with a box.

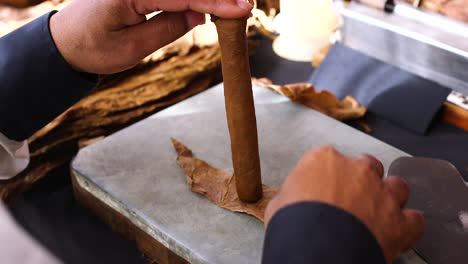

[49,10,85,73]
[48,11,98,83]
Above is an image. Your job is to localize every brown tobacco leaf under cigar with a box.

[171,138,278,222]
[253,78,367,121]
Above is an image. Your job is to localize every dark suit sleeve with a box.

[0,11,97,141]
[262,202,386,264]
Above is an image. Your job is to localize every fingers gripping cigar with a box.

[212,3,263,203]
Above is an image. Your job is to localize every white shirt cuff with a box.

[0,132,29,180]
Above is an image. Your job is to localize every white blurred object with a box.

[273,0,339,61]
[0,201,62,263]
[447,91,468,110]
[0,133,29,180]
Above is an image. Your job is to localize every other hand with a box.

[49,0,253,74]
[265,147,425,264]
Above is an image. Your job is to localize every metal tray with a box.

[337,1,468,95]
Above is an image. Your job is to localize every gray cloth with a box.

[310,44,451,134]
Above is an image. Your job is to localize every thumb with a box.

[123,11,205,60]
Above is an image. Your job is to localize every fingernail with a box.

[184,11,205,30]
[237,0,253,10]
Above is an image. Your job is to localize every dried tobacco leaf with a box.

[0,1,69,36]
[171,138,278,222]
[311,44,332,68]
[0,0,46,9]
[256,0,280,13]
[253,78,366,121]
[401,0,468,23]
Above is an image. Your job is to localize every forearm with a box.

[262,202,386,264]
[0,11,97,142]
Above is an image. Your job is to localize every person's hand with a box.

[49,0,253,74]
[265,147,425,264]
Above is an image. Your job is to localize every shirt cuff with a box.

[0,11,98,141]
[0,133,29,180]
[262,202,386,264]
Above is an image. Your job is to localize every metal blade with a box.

[388,157,468,264]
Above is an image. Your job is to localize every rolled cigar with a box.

[213,12,263,203]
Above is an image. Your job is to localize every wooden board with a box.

[71,173,189,264]
[441,102,468,132]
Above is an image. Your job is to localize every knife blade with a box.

[388,157,468,264]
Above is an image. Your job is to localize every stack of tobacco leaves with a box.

[402,0,468,23]
[256,0,279,13]
[0,45,228,201]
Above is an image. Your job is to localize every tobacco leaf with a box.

[253,78,367,121]
[0,76,216,202]
[0,155,70,201]
[0,0,52,9]
[0,1,68,36]
[427,0,468,22]
[311,44,332,68]
[171,138,278,222]
[256,0,279,13]
[401,0,468,22]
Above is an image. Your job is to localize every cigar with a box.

[212,11,263,203]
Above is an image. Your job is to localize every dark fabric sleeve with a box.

[0,11,97,141]
[262,202,386,264]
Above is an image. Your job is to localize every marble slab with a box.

[71,83,424,264]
